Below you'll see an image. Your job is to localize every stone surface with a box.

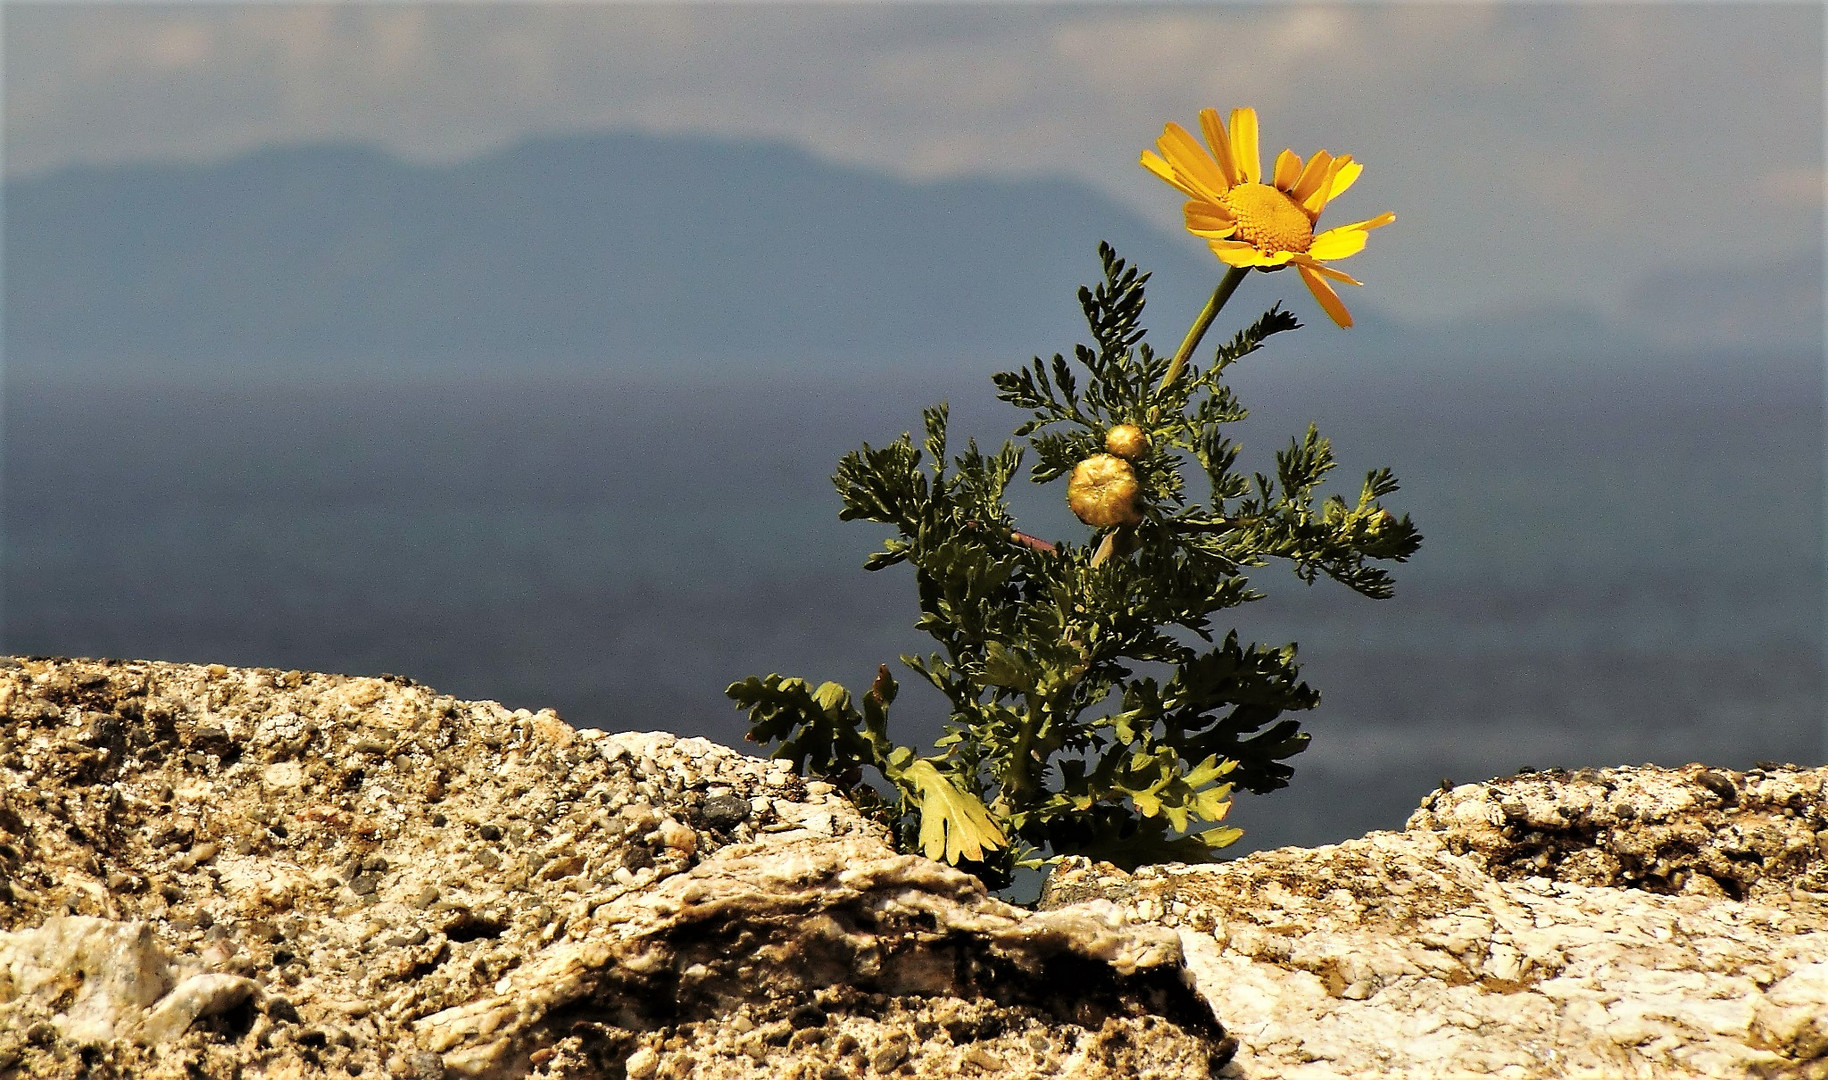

[0,658,1225,1078]
[1039,763,1828,1079]
[6,657,1826,1079]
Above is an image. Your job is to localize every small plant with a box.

[728,108,1420,889]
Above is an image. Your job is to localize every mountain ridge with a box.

[5,131,1217,380]
[5,130,1816,385]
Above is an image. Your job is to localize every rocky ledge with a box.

[1042,763,1828,1079]
[0,657,1823,1079]
[0,658,1218,1079]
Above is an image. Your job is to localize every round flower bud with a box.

[1067,453,1143,528]
[1103,424,1151,461]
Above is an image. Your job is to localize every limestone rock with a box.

[7,655,1825,1079]
[1040,764,1828,1079]
[1406,763,1828,900]
[0,658,1226,1078]
[0,916,173,1044]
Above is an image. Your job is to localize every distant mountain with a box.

[3,133,1225,381]
[5,132,1815,387]
[1621,249,1824,353]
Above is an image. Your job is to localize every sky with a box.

[3,2,1824,338]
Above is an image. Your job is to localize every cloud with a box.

[4,3,1821,333]
[1759,167,1827,210]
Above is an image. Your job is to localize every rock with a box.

[7,656,1825,1079]
[0,658,1226,1078]
[136,972,261,1044]
[1406,763,1828,900]
[0,916,173,1044]
[1039,763,1828,1079]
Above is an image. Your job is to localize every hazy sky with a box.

[5,3,1823,330]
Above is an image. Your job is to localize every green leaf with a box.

[727,674,887,782]
[922,403,951,477]
[812,681,851,714]
[900,759,1008,865]
[982,641,1037,693]
[834,437,924,526]
[1209,304,1300,374]
[863,538,911,571]
[1047,812,1236,871]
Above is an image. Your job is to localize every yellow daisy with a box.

[1141,107,1394,328]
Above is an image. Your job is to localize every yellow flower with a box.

[1141,107,1394,328]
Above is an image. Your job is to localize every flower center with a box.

[1221,182,1313,254]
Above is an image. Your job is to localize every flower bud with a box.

[1103,424,1151,461]
[1067,453,1143,528]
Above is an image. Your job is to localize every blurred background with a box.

[4,3,1822,854]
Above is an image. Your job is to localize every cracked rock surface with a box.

[0,657,1225,1079]
[1040,763,1828,1080]
[8,656,1825,1079]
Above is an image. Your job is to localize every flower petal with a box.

[1197,108,1241,189]
[1307,158,1362,215]
[1229,107,1260,184]
[1297,264,1355,327]
[1300,155,1351,215]
[1326,159,1364,202]
[1322,211,1396,240]
[1306,226,1369,261]
[1272,149,1302,191]
[1140,150,1205,200]
[1210,239,1291,268]
[1351,210,1396,232]
[1291,149,1334,205]
[1155,123,1232,202]
[1184,200,1237,238]
[1290,254,1362,286]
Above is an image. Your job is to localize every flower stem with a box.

[1160,266,1250,394]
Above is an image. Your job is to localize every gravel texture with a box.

[0,657,1226,1079]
